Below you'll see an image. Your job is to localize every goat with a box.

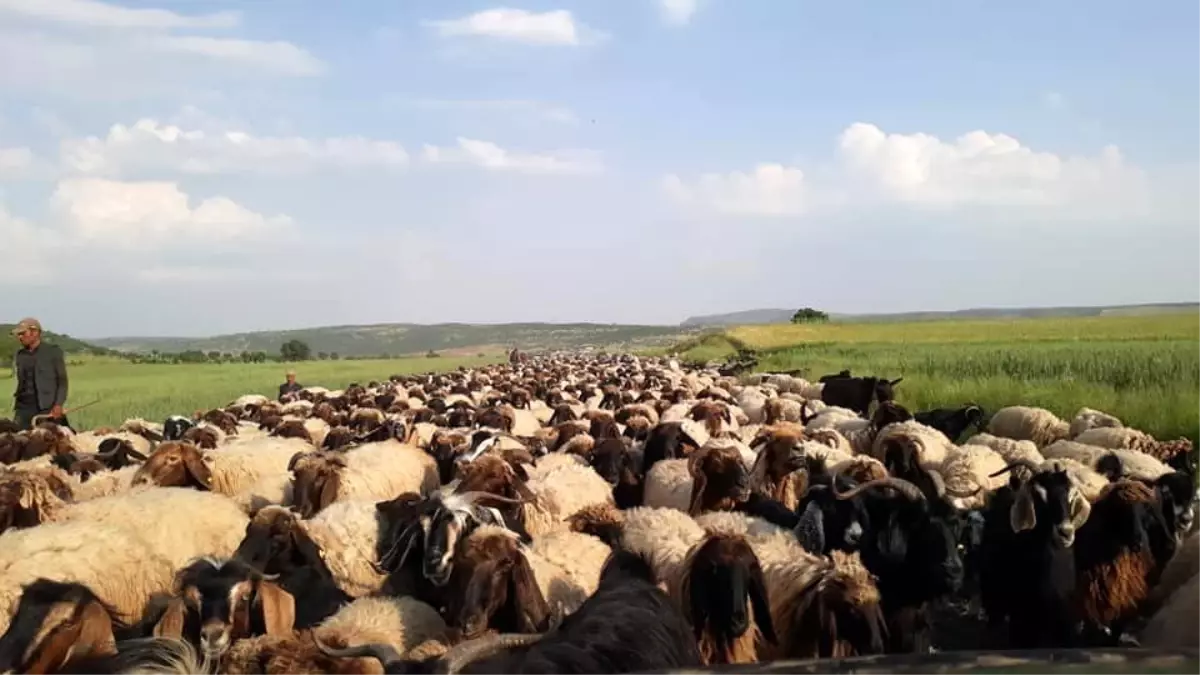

[913,404,986,443]
[820,376,902,417]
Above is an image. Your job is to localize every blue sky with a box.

[0,0,1196,337]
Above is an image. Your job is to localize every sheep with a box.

[314,548,703,674]
[1072,426,1195,464]
[1043,440,1173,481]
[288,440,440,518]
[746,424,809,511]
[692,511,887,660]
[642,443,749,516]
[938,443,1010,510]
[985,405,1071,448]
[133,439,306,507]
[69,430,154,459]
[1068,407,1124,439]
[963,432,1044,466]
[220,593,448,674]
[0,520,180,635]
[440,525,612,639]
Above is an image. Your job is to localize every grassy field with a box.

[0,354,501,431]
[669,312,1200,445]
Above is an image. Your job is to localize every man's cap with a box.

[10,318,41,336]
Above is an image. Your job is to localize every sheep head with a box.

[0,579,119,674]
[679,534,776,665]
[270,420,314,444]
[454,454,535,505]
[992,460,1088,548]
[181,426,222,450]
[287,452,344,519]
[0,470,73,534]
[133,442,214,491]
[233,506,326,577]
[94,437,148,470]
[443,527,551,639]
[687,445,751,516]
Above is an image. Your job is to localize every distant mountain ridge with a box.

[681,302,1200,327]
[90,322,696,357]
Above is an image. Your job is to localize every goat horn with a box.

[832,475,926,502]
[441,633,543,674]
[312,634,403,665]
[455,490,528,505]
[988,459,1041,478]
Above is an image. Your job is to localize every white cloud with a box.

[61,118,408,176]
[663,164,807,216]
[423,8,603,46]
[0,146,34,174]
[0,0,239,30]
[659,0,699,25]
[50,177,290,249]
[422,137,602,175]
[0,204,62,284]
[143,35,326,77]
[408,98,579,125]
[664,122,1153,220]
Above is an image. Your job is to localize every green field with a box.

[0,354,500,431]
[668,312,1200,446]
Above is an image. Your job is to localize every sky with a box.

[0,0,1196,338]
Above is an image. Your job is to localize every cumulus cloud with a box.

[659,0,699,25]
[423,7,604,46]
[0,204,62,284]
[61,118,408,176]
[664,122,1154,220]
[0,0,239,29]
[50,178,291,249]
[422,137,602,175]
[663,164,807,216]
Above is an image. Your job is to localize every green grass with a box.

[0,354,501,430]
[670,313,1200,446]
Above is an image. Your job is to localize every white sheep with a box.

[1042,440,1173,482]
[133,438,309,504]
[938,444,1009,510]
[985,405,1070,448]
[1072,426,1195,463]
[289,439,439,517]
[962,432,1045,466]
[870,420,954,468]
[1068,407,1124,439]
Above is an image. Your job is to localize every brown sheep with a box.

[747,424,809,511]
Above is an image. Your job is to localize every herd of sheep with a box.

[0,352,1196,674]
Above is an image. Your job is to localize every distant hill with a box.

[91,322,697,357]
[1,325,115,363]
[681,302,1200,327]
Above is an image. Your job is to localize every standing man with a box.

[11,317,70,431]
[278,369,302,401]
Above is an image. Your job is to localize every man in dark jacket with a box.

[278,369,302,401]
[11,317,70,431]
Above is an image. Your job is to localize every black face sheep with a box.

[587,437,643,509]
[676,533,777,664]
[640,421,704,473]
[913,404,986,443]
[0,579,125,674]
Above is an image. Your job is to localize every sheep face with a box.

[321,427,356,452]
[455,454,535,505]
[443,531,551,639]
[133,442,214,490]
[181,426,221,450]
[1,470,73,532]
[288,452,345,519]
[681,535,776,665]
[0,579,118,674]
[270,420,314,444]
[95,438,148,469]
[430,432,471,485]
[234,507,325,577]
[688,446,751,515]
[164,558,295,660]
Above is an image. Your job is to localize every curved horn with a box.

[455,490,529,505]
[312,634,403,665]
[988,459,1042,479]
[441,633,543,674]
[832,475,926,502]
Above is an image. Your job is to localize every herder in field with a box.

[278,369,302,401]
[10,317,70,431]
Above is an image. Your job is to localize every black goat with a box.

[818,369,852,383]
[314,549,704,674]
[820,376,903,417]
[913,404,986,443]
[640,421,702,473]
[979,460,1088,649]
[834,475,965,654]
[792,459,870,555]
[161,415,194,442]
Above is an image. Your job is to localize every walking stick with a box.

[31,398,102,427]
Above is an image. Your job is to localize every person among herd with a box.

[9,317,70,431]
[278,369,303,401]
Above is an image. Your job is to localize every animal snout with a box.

[199,623,231,656]
[843,521,863,546]
[1054,524,1075,546]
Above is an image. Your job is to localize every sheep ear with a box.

[317,472,341,514]
[1068,487,1091,530]
[510,553,551,633]
[23,610,89,674]
[686,451,708,516]
[890,378,903,385]
[183,451,214,490]
[1010,485,1037,532]
[254,581,296,636]
[794,501,826,554]
[152,597,188,638]
[748,560,778,646]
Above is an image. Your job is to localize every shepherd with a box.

[10,317,70,431]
